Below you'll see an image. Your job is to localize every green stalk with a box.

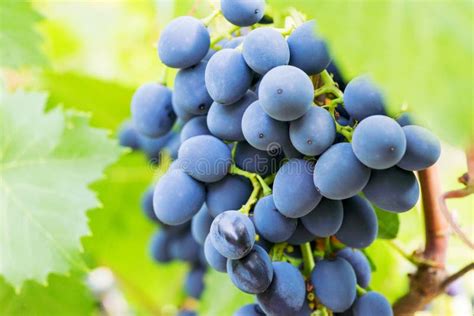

[301,242,316,277]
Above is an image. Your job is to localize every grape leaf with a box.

[0,0,48,68]
[0,89,121,289]
[0,273,95,315]
[272,0,473,147]
[375,207,400,240]
[199,270,254,315]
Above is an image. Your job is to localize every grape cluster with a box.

[119,0,442,315]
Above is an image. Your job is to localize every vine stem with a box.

[301,242,315,277]
[356,284,367,296]
[229,165,266,215]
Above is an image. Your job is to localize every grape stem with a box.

[301,242,316,277]
[356,284,367,296]
[271,242,288,261]
[210,25,241,48]
[386,240,439,268]
[201,9,221,26]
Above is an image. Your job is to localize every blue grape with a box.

[223,36,245,49]
[343,75,386,121]
[313,143,371,200]
[296,301,313,316]
[169,232,201,263]
[397,125,441,171]
[206,175,253,217]
[204,235,227,272]
[253,195,298,243]
[311,258,357,313]
[289,106,336,156]
[131,83,176,138]
[336,248,371,288]
[259,65,314,121]
[256,262,306,315]
[286,220,316,245]
[243,28,290,75]
[184,266,206,299]
[287,20,331,75]
[227,245,273,294]
[205,49,253,105]
[301,198,343,237]
[241,100,290,151]
[210,210,256,259]
[149,230,172,263]
[191,204,213,245]
[180,116,211,143]
[336,196,378,248]
[153,169,205,225]
[220,0,265,27]
[138,131,174,160]
[363,167,420,212]
[352,115,407,169]
[164,130,181,159]
[118,120,140,150]
[234,141,282,177]
[178,310,196,316]
[352,292,393,316]
[234,304,266,316]
[173,61,213,115]
[141,186,159,223]
[273,159,322,218]
[178,135,232,183]
[158,16,210,68]
[207,91,257,141]
[396,113,413,126]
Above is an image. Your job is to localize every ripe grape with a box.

[234,304,266,316]
[352,292,393,316]
[396,112,413,126]
[191,204,213,245]
[273,159,322,218]
[256,262,306,315]
[204,235,227,272]
[336,196,378,248]
[343,75,386,121]
[227,245,273,294]
[363,167,420,212]
[141,186,159,223]
[184,266,206,299]
[336,248,371,288]
[243,28,290,75]
[169,232,201,263]
[289,106,336,156]
[220,0,265,27]
[286,220,316,245]
[234,141,282,177]
[173,61,213,115]
[397,125,441,171]
[138,132,174,160]
[206,175,253,218]
[311,257,357,313]
[287,20,331,75]
[131,83,176,137]
[241,100,289,151]
[180,116,211,143]
[118,120,140,150]
[301,198,343,237]
[207,91,257,141]
[205,49,253,105]
[210,210,256,259]
[259,65,314,121]
[153,169,205,225]
[149,230,173,263]
[253,195,298,243]
[158,16,210,68]
[352,115,407,169]
[178,135,232,183]
[313,143,371,200]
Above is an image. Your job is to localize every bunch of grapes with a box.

[119,0,442,315]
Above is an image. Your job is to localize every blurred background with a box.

[0,0,472,315]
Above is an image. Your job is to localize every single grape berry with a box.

[131,83,176,138]
[118,120,140,150]
[397,125,441,171]
[352,292,393,316]
[234,304,266,316]
[180,116,211,143]
[204,235,227,272]
[209,210,256,259]
[191,204,213,245]
[301,198,344,237]
[158,16,210,68]
[206,175,253,218]
[336,248,372,288]
[343,75,386,121]
[220,0,265,27]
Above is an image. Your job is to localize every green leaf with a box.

[0,0,48,68]
[0,89,121,289]
[0,273,95,316]
[272,0,474,147]
[375,207,400,240]
[199,270,254,315]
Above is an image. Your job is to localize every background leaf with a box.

[375,207,400,240]
[0,273,95,316]
[0,0,48,68]
[0,89,121,289]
